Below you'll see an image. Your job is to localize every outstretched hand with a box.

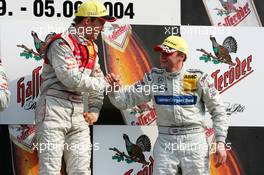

[105,73,122,91]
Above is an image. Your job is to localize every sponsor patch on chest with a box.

[154,95,197,105]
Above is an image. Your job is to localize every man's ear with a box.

[179,54,186,62]
[183,55,187,62]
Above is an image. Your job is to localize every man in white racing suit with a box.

[35,1,116,174]
[0,60,10,111]
[106,35,228,175]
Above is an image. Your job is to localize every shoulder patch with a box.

[199,73,215,89]
[183,72,198,92]
[186,69,204,74]
[199,73,208,87]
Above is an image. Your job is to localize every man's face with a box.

[159,51,183,70]
[84,18,106,40]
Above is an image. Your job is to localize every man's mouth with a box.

[160,58,168,63]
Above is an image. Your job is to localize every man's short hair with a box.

[73,17,97,24]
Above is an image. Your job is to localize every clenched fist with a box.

[83,112,98,125]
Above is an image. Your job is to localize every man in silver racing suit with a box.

[35,1,116,174]
[0,61,10,111]
[106,35,228,175]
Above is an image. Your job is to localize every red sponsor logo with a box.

[108,25,130,41]
[124,156,154,175]
[211,56,253,94]
[132,109,157,125]
[205,128,215,137]
[17,66,42,108]
[17,126,36,142]
[218,3,251,26]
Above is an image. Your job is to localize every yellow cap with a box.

[75,0,116,22]
[154,35,189,56]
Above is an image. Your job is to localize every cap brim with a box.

[153,45,164,52]
[153,45,176,54]
[99,16,117,22]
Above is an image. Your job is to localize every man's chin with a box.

[160,64,167,69]
[92,35,98,40]
[85,34,97,41]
